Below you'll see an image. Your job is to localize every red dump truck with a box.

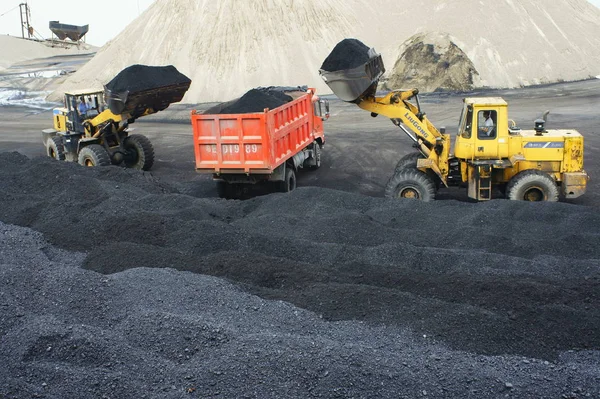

[191,88,329,198]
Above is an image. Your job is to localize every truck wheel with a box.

[506,170,559,202]
[310,142,322,170]
[216,181,229,199]
[280,167,297,192]
[123,134,155,171]
[385,168,436,201]
[46,136,65,161]
[78,144,111,167]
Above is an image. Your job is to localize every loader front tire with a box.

[394,152,422,173]
[506,170,559,202]
[123,134,155,171]
[46,136,65,161]
[78,144,111,167]
[393,152,441,190]
[385,168,436,201]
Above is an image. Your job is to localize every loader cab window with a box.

[477,110,497,139]
[459,105,474,139]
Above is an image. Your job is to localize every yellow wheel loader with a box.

[319,42,588,202]
[43,65,191,170]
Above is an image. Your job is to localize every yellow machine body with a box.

[356,91,588,201]
[454,97,587,199]
[53,108,68,132]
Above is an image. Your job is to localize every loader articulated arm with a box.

[356,89,451,184]
[83,109,126,138]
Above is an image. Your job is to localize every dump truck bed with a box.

[191,90,323,174]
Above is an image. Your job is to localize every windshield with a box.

[458,105,473,138]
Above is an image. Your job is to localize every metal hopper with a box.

[319,48,385,103]
[49,21,89,41]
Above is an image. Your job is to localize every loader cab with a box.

[454,97,508,160]
[60,89,105,134]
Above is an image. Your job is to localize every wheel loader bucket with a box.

[104,64,191,118]
[319,50,385,102]
[105,82,191,118]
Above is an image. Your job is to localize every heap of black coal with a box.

[206,87,298,114]
[320,38,372,72]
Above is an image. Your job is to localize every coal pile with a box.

[206,88,294,114]
[320,38,372,72]
[105,64,191,94]
[1,152,600,398]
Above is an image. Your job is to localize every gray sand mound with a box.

[1,152,599,398]
[384,33,479,92]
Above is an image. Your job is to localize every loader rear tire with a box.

[506,170,559,202]
[78,144,111,167]
[385,168,436,201]
[123,134,154,171]
[279,167,297,193]
[46,136,65,161]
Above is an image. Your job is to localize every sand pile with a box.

[0,35,95,72]
[383,32,479,92]
[0,152,599,397]
[47,0,600,103]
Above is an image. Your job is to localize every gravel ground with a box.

[0,152,599,398]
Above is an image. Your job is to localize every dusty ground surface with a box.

[0,79,599,398]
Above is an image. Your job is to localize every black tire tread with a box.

[394,152,422,173]
[506,170,559,202]
[124,134,155,171]
[310,142,321,170]
[78,144,111,167]
[47,136,65,161]
[385,168,436,201]
[280,167,297,192]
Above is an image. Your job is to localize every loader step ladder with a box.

[468,164,493,200]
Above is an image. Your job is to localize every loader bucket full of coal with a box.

[104,64,191,118]
[319,38,385,103]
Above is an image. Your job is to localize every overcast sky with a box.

[1,0,600,47]
[0,0,155,46]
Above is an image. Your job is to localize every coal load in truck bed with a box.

[321,38,372,72]
[105,64,191,93]
[212,88,294,114]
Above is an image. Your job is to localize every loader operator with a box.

[78,96,90,119]
[479,110,495,137]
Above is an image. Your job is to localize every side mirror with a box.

[318,99,330,121]
[440,126,446,134]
